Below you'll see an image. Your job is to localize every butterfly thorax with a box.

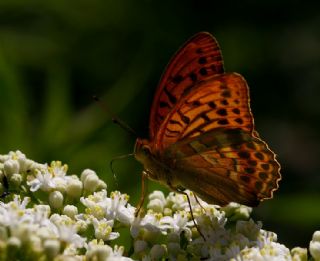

[134,138,175,187]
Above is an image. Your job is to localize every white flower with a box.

[310,231,320,260]
[92,218,119,241]
[27,168,55,192]
[130,213,165,238]
[0,196,31,227]
[160,211,192,238]
[53,223,86,249]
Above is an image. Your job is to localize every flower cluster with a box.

[0,150,318,260]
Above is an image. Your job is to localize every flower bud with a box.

[44,239,61,259]
[7,237,21,251]
[66,179,83,198]
[134,240,147,253]
[4,159,19,177]
[83,174,99,192]
[148,198,165,213]
[80,169,97,183]
[291,247,307,261]
[150,244,167,260]
[63,205,78,218]
[310,231,320,260]
[10,173,22,187]
[49,191,64,209]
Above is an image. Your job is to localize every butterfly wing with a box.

[164,128,281,206]
[149,32,224,140]
[154,73,254,150]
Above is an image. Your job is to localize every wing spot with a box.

[238,151,250,159]
[235,118,244,124]
[259,172,268,180]
[248,160,257,166]
[267,182,275,189]
[221,100,228,105]
[201,113,210,122]
[182,85,193,96]
[234,99,240,104]
[217,108,227,116]
[245,167,255,174]
[208,101,216,109]
[169,119,183,127]
[192,100,201,106]
[217,119,229,125]
[159,101,170,108]
[240,175,250,183]
[255,181,263,191]
[182,115,190,124]
[199,68,208,76]
[164,87,177,104]
[172,75,183,84]
[189,72,197,82]
[221,90,231,98]
[198,57,207,64]
[261,163,270,170]
[232,108,240,114]
[255,152,264,160]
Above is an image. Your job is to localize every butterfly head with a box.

[134,138,170,183]
[134,138,152,163]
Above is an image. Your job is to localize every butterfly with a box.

[134,32,281,210]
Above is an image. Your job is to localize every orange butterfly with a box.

[134,32,281,210]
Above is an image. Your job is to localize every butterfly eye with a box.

[142,146,151,155]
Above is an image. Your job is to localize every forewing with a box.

[150,32,224,140]
[154,73,253,150]
[165,129,281,206]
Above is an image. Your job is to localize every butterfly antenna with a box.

[110,153,135,188]
[92,95,137,137]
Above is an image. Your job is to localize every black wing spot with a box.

[217,119,229,125]
[192,100,201,106]
[238,151,250,159]
[208,101,216,109]
[189,72,197,82]
[235,118,244,124]
[255,152,264,160]
[232,108,240,114]
[217,108,227,116]
[201,113,210,122]
[159,101,170,108]
[221,90,231,98]
[172,75,183,84]
[199,68,208,76]
[182,115,190,124]
[245,167,255,174]
[259,172,268,180]
[240,175,250,183]
[248,160,257,166]
[221,100,228,105]
[198,57,207,64]
[164,87,177,104]
[255,181,263,190]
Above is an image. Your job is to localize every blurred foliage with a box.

[0,0,319,248]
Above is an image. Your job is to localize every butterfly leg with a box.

[135,170,149,217]
[193,194,206,212]
[171,186,206,240]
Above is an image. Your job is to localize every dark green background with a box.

[0,0,319,248]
